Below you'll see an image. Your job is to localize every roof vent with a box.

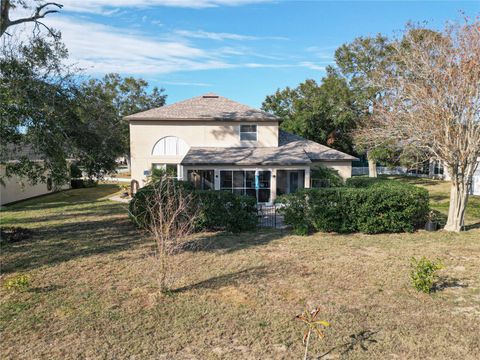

[202,93,219,98]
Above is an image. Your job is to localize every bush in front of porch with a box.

[128,180,257,234]
[279,180,429,234]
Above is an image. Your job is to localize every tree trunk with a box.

[367,153,377,178]
[444,179,470,232]
[1,0,11,37]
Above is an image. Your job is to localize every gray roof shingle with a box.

[125,93,280,122]
[181,130,358,166]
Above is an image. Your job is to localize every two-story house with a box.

[126,93,357,204]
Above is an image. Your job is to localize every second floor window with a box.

[240,124,257,141]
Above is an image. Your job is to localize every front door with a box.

[256,170,271,203]
[289,171,299,193]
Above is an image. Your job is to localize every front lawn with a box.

[1,181,479,359]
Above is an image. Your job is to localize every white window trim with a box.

[151,136,189,156]
[239,124,258,142]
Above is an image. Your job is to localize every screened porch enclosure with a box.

[184,167,310,204]
[220,170,271,203]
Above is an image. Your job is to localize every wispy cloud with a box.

[25,16,290,75]
[174,29,287,41]
[40,17,232,74]
[174,30,257,41]
[299,61,326,71]
[60,0,274,14]
[305,45,336,60]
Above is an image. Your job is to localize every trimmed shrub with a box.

[195,191,258,233]
[70,179,98,189]
[129,182,258,233]
[345,176,389,188]
[279,181,429,234]
[355,182,429,233]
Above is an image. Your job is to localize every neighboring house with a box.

[472,158,480,196]
[0,145,69,206]
[126,93,357,204]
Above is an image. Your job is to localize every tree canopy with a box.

[262,67,357,154]
[1,2,166,185]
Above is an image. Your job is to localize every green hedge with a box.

[195,191,258,233]
[279,181,429,234]
[129,182,258,233]
[345,176,389,188]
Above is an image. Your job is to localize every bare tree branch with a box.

[1,0,63,38]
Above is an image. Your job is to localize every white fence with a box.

[352,166,432,177]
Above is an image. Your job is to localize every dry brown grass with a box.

[1,181,479,359]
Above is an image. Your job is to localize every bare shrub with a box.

[142,176,200,292]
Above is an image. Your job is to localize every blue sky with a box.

[24,0,480,107]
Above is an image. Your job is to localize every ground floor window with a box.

[188,170,214,190]
[220,170,271,203]
[152,163,177,177]
[277,170,305,195]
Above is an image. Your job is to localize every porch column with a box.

[270,169,277,203]
[214,169,221,190]
[304,167,311,188]
[180,165,187,181]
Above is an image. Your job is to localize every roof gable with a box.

[125,93,280,122]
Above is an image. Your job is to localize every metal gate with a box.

[257,205,284,228]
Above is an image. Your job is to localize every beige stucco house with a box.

[126,93,357,204]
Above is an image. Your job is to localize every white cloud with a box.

[305,45,336,60]
[39,16,233,74]
[14,16,288,76]
[174,30,258,41]
[174,29,287,41]
[59,0,273,14]
[299,61,326,71]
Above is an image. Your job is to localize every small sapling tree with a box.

[141,176,199,292]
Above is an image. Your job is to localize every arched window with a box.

[152,136,189,156]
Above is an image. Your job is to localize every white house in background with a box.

[471,158,480,196]
[0,145,70,206]
[126,93,358,204]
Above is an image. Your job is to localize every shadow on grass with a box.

[464,222,480,231]
[28,284,64,293]
[389,176,442,186]
[172,266,269,293]
[1,216,143,274]
[318,330,379,358]
[429,194,450,202]
[182,229,288,254]
[434,276,468,292]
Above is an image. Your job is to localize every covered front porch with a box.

[183,166,310,204]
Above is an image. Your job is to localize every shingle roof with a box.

[125,93,280,122]
[278,130,358,161]
[181,130,358,166]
